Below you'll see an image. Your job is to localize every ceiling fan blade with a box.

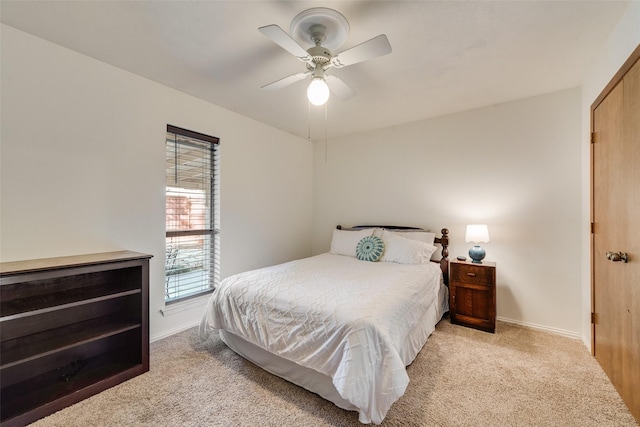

[259,25,311,63]
[325,75,356,100]
[261,71,311,90]
[331,34,392,68]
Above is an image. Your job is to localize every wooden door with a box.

[592,48,640,423]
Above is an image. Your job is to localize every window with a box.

[165,125,220,304]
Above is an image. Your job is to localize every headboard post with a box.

[438,228,450,286]
[438,228,449,259]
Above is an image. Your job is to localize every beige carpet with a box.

[32,319,638,426]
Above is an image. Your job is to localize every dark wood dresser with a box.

[0,251,152,426]
[449,259,496,333]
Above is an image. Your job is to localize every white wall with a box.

[580,2,640,350]
[0,24,314,341]
[4,1,637,344]
[313,88,582,336]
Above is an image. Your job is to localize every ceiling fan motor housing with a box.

[307,45,332,67]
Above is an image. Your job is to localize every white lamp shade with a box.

[465,224,490,243]
[307,78,330,106]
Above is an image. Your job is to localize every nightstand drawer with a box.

[451,263,495,285]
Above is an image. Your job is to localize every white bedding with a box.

[199,253,446,424]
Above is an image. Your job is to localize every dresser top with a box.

[0,250,152,275]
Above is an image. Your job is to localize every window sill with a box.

[160,294,211,317]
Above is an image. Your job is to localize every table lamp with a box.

[465,224,490,263]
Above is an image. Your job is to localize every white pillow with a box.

[330,229,373,257]
[390,230,436,246]
[380,230,437,264]
[371,228,385,238]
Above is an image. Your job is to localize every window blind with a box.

[165,125,220,304]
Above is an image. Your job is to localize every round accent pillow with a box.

[356,236,385,262]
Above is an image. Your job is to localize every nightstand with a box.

[449,259,496,333]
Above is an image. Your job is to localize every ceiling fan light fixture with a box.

[259,8,392,105]
[307,77,330,106]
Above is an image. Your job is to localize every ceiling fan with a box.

[259,7,392,106]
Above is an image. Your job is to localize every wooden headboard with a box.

[336,225,450,285]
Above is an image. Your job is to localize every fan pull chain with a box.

[324,101,328,162]
[305,99,328,162]
[308,101,311,140]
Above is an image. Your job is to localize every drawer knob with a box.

[466,272,477,277]
[606,251,628,263]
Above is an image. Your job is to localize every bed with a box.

[199,225,450,424]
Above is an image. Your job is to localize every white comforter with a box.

[199,253,443,424]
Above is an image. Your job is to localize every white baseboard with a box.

[497,316,581,340]
[151,295,210,342]
[150,321,200,343]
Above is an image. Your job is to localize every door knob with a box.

[606,251,628,263]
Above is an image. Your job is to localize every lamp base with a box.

[468,245,486,264]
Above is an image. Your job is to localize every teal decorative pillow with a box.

[356,236,385,262]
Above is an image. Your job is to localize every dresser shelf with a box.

[0,251,152,427]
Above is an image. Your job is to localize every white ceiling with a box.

[0,1,630,141]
